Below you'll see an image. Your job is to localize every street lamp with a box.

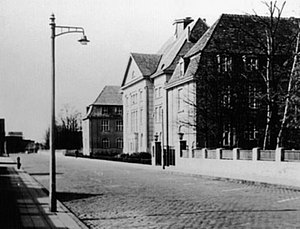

[49,14,89,212]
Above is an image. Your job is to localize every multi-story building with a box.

[82,86,123,156]
[121,17,208,165]
[122,13,299,167]
[167,13,300,161]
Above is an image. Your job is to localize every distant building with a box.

[0,119,4,155]
[5,132,24,154]
[82,86,123,157]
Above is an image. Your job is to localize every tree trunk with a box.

[276,26,300,148]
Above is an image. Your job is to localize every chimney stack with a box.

[173,17,194,39]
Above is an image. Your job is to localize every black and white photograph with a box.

[1,0,300,228]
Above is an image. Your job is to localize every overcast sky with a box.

[0,0,299,142]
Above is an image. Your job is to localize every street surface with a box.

[13,152,300,229]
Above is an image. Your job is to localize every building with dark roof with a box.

[121,17,208,164]
[166,13,300,158]
[82,86,123,156]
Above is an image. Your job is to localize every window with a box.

[140,134,143,147]
[243,55,258,71]
[117,138,123,149]
[131,93,137,104]
[131,111,138,132]
[217,55,232,73]
[155,107,159,122]
[248,85,259,109]
[101,120,109,132]
[159,106,162,122]
[102,106,109,115]
[116,120,123,131]
[116,107,122,115]
[155,87,162,98]
[245,124,259,140]
[179,58,184,76]
[140,108,143,126]
[223,124,235,146]
[222,86,231,108]
[139,90,143,102]
[132,70,136,79]
[154,106,162,123]
[126,112,129,131]
[102,138,110,148]
[178,88,183,112]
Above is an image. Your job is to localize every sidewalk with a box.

[0,156,88,229]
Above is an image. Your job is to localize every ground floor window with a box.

[102,138,110,148]
[117,138,123,149]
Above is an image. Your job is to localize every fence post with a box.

[216,148,222,160]
[253,147,260,161]
[202,148,208,159]
[275,147,284,162]
[233,148,240,160]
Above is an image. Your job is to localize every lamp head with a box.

[78,35,90,45]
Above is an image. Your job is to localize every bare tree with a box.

[276,22,300,148]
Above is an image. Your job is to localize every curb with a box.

[19,168,89,229]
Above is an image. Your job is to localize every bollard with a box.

[17,157,21,169]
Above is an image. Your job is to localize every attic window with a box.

[132,71,136,79]
[179,58,184,77]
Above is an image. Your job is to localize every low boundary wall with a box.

[175,148,300,188]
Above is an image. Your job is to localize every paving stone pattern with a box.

[15,153,300,229]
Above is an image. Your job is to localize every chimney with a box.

[173,17,194,39]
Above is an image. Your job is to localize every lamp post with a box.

[49,14,89,212]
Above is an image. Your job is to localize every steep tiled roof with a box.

[131,53,161,76]
[186,14,299,58]
[168,13,299,89]
[184,18,220,58]
[151,18,209,78]
[166,54,202,87]
[93,85,122,106]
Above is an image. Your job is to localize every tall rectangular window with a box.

[140,108,143,126]
[249,85,259,109]
[117,138,123,148]
[178,88,183,112]
[217,55,232,73]
[116,120,123,131]
[101,120,109,132]
[102,138,110,148]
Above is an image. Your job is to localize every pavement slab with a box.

[0,156,88,229]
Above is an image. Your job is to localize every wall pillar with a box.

[233,148,240,160]
[275,147,284,162]
[202,148,208,159]
[253,147,260,161]
[216,148,223,160]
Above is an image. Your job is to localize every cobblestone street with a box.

[14,153,300,228]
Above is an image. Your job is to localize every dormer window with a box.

[179,58,184,77]
[132,70,136,79]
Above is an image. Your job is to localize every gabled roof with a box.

[131,53,161,76]
[93,85,122,106]
[167,13,299,89]
[121,53,161,87]
[166,54,202,88]
[185,13,299,58]
[151,18,209,78]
